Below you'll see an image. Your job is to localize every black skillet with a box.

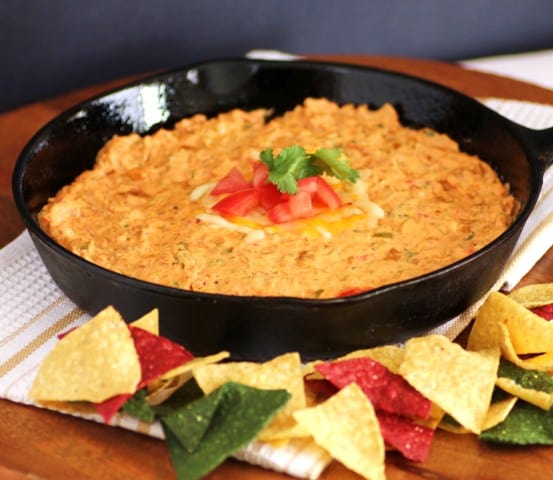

[12,58,553,361]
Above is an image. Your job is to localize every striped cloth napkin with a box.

[0,98,552,478]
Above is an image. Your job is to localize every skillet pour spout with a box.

[11,58,553,361]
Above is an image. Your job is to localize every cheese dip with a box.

[38,98,518,298]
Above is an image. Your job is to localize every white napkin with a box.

[1,98,552,478]
[461,49,553,91]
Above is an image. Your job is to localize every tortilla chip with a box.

[293,383,385,480]
[304,378,338,406]
[303,344,404,378]
[30,306,141,403]
[91,323,197,423]
[399,335,499,434]
[440,390,518,434]
[496,358,553,410]
[482,395,518,431]
[120,389,157,422]
[531,304,553,320]
[130,309,159,334]
[376,410,434,462]
[146,352,230,406]
[130,325,194,388]
[193,353,307,440]
[94,393,133,424]
[315,357,432,419]
[496,323,553,371]
[468,291,553,354]
[480,400,553,445]
[163,382,290,479]
[417,403,446,430]
[508,283,553,308]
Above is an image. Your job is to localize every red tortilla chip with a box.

[129,326,195,388]
[377,411,434,462]
[531,304,553,320]
[315,357,432,419]
[94,394,132,423]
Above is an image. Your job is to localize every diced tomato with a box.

[258,183,285,210]
[268,191,313,224]
[212,188,260,216]
[297,176,342,209]
[211,166,250,195]
[252,161,269,188]
[297,176,319,193]
[337,287,373,297]
[210,164,343,224]
[313,177,342,209]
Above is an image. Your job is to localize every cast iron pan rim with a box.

[11,57,545,307]
[11,55,522,131]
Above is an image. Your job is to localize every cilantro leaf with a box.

[311,147,360,183]
[263,146,316,194]
[259,148,276,170]
[259,145,359,194]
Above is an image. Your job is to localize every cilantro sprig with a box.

[260,146,359,194]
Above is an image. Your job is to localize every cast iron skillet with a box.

[12,59,553,361]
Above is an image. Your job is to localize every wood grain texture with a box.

[1,55,552,480]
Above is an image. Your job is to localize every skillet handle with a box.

[521,125,553,173]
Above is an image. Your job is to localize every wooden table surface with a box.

[1,55,553,479]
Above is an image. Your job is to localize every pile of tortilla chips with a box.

[30,283,553,480]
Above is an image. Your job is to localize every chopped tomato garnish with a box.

[297,176,319,193]
[268,191,313,224]
[212,188,260,216]
[210,161,344,224]
[298,176,341,208]
[211,166,250,195]
[314,177,342,209]
[252,161,269,188]
[258,183,284,210]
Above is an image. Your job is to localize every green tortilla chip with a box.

[153,379,205,417]
[496,358,553,410]
[480,400,553,445]
[121,389,156,423]
[498,358,553,392]
[159,381,221,453]
[162,381,290,480]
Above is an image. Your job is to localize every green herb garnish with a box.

[260,146,359,194]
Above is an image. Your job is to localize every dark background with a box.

[2,0,553,112]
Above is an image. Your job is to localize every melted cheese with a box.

[39,98,518,298]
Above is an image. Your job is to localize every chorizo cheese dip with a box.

[38,98,518,298]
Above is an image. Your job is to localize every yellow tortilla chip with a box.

[193,352,307,440]
[334,345,404,374]
[399,335,499,434]
[417,403,446,430]
[146,351,230,405]
[30,306,141,403]
[496,323,553,371]
[496,376,553,411]
[130,309,159,334]
[293,383,385,480]
[482,395,518,430]
[508,283,553,308]
[468,291,553,355]
[439,395,517,434]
